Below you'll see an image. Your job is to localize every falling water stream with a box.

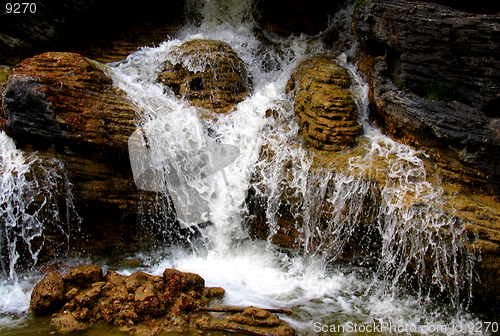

[0,0,497,335]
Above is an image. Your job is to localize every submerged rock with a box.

[31,265,294,336]
[51,312,87,334]
[286,56,361,151]
[196,306,295,336]
[157,39,251,115]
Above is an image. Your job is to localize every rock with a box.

[229,307,281,327]
[362,55,500,194]
[74,282,104,307]
[352,1,500,193]
[1,51,179,253]
[30,265,290,335]
[351,1,500,302]
[157,39,251,115]
[63,265,103,287]
[352,0,500,113]
[195,307,295,336]
[51,311,87,333]
[286,56,361,151]
[30,271,65,315]
[3,51,136,149]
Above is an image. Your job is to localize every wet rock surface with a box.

[3,51,136,148]
[352,0,500,112]
[158,39,251,115]
[31,265,295,336]
[286,56,361,151]
[365,56,500,193]
[351,0,500,302]
[197,306,295,336]
[1,51,177,253]
[30,271,65,315]
[352,0,500,193]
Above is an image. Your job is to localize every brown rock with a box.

[196,308,295,336]
[203,286,225,299]
[63,265,103,287]
[157,39,251,115]
[64,287,80,300]
[1,51,177,254]
[74,282,104,307]
[229,307,281,327]
[30,265,294,335]
[352,0,500,113]
[286,56,361,151]
[51,311,87,333]
[2,52,136,148]
[30,271,65,315]
[134,281,162,315]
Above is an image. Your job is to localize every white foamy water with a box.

[106,13,485,335]
[0,1,493,335]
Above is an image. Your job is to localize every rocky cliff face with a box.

[1,52,176,252]
[352,0,500,112]
[352,0,500,303]
[352,0,500,195]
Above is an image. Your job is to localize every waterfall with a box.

[107,2,483,332]
[0,132,80,280]
[0,131,80,322]
[0,0,491,334]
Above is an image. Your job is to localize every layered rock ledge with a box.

[286,56,361,151]
[352,0,500,195]
[1,52,174,251]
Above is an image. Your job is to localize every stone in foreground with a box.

[31,265,295,336]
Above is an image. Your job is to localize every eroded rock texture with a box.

[158,39,251,114]
[3,52,135,148]
[286,56,361,151]
[352,0,500,194]
[30,271,65,315]
[31,265,294,336]
[351,0,500,303]
[1,52,176,252]
[352,0,500,112]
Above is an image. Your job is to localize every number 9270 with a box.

[6,3,37,13]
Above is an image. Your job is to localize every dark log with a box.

[198,306,293,316]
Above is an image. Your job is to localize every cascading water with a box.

[0,0,494,335]
[0,131,80,325]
